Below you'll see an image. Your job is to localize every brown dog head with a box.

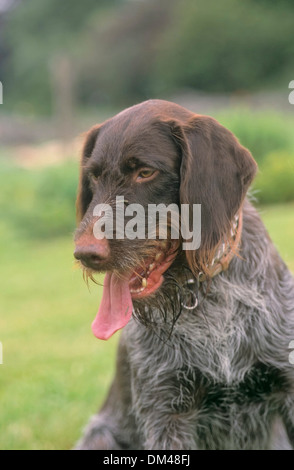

[74,100,257,338]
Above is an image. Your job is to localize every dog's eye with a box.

[89,171,100,184]
[136,168,158,182]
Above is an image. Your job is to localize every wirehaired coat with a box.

[74,100,294,450]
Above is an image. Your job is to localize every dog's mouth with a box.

[128,241,177,298]
[91,241,178,341]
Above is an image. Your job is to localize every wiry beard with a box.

[132,265,200,339]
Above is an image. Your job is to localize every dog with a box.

[73,99,294,450]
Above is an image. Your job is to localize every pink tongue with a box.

[92,272,133,340]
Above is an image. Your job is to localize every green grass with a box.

[258,203,294,273]
[0,232,118,450]
[0,202,293,450]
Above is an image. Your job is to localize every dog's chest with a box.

[125,300,289,449]
[128,305,253,389]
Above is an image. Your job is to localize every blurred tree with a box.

[50,55,76,145]
[76,0,175,106]
[152,0,294,95]
[0,15,8,80]
[3,0,122,114]
[2,0,294,114]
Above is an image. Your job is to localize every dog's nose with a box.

[74,240,110,269]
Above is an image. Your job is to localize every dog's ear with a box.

[76,125,101,222]
[174,115,257,277]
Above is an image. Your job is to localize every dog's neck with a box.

[133,210,244,328]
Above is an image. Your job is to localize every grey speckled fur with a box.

[75,200,294,450]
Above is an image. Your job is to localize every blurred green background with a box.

[0,0,294,450]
